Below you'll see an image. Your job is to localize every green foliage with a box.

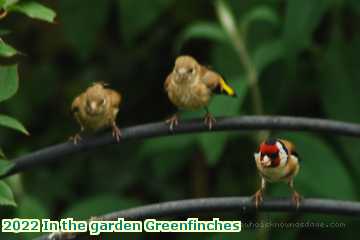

[239,5,279,38]
[0,65,18,102]
[117,0,174,41]
[0,180,16,206]
[59,0,109,58]
[0,40,18,57]
[0,0,55,211]
[7,1,56,23]
[0,159,12,176]
[1,0,360,239]
[175,22,228,53]
[283,0,332,54]
[0,114,29,135]
[0,0,18,9]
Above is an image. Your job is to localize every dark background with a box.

[1,0,360,239]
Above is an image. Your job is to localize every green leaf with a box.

[59,0,109,59]
[283,0,332,54]
[1,0,18,9]
[252,39,285,74]
[239,5,279,36]
[0,181,16,207]
[318,31,360,122]
[0,159,12,176]
[0,39,18,57]
[272,133,356,200]
[117,0,174,41]
[215,0,239,42]
[8,1,56,22]
[0,114,29,135]
[317,30,360,179]
[175,22,228,53]
[62,195,140,220]
[0,64,18,102]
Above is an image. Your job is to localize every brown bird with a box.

[70,82,122,144]
[164,55,236,131]
[253,138,301,208]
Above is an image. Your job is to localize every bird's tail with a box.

[218,78,237,97]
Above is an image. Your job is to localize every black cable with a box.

[2,116,360,179]
[35,197,360,240]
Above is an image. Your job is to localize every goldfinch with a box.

[253,138,301,208]
[164,55,236,131]
[70,82,122,144]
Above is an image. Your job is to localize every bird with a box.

[164,55,236,131]
[70,82,122,144]
[253,138,301,208]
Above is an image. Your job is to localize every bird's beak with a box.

[261,156,271,167]
[90,101,97,111]
[177,68,187,75]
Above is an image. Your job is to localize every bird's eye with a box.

[189,68,195,74]
[101,99,106,105]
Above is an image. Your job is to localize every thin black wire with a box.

[2,115,360,179]
[35,197,360,240]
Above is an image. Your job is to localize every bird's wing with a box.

[106,89,122,108]
[279,139,301,161]
[164,73,172,91]
[71,95,82,114]
[200,66,236,97]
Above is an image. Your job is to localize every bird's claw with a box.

[292,191,301,209]
[112,124,122,142]
[166,114,179,131]
[204,112,216,130]
[69,134,82,145]
[253,189,263,209]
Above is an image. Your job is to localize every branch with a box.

[35,197,360,240]
[2,115,360,179]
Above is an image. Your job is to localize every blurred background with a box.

[1,0,360,239]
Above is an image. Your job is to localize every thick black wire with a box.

[35,197,360,240]
[2,115,360,179]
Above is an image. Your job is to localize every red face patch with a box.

[259,143,278,154]
[259,143,280,167]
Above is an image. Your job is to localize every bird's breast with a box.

[254,153,299,182]
[167,81,211,110]
[78,109,110,131]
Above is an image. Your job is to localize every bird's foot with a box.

[253,189,263,209]
[292,191,301,209]
[165,114,179,131]
[69,134,82,145]
[204,112,216,130]
[112,124,122,142]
